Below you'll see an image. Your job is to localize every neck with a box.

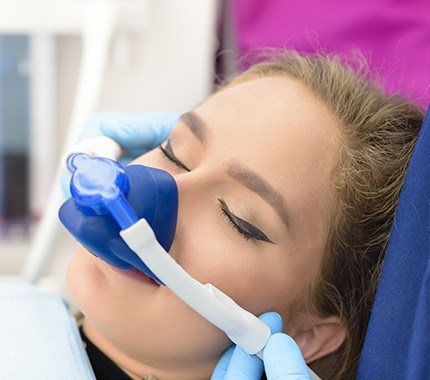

[82,319,218,380]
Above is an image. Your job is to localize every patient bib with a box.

[0,281,95,380]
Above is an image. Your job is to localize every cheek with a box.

[171,206,301,318]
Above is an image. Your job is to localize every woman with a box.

[67,51,424,379]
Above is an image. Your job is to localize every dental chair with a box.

[0,107,428,379]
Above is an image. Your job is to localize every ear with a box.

[291,315,346,363]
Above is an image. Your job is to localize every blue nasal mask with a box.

[58,138,319,380]
[59,153,178,284]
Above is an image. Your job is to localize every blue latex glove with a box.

[96,111,179,160]
[211,312,311,380]
[61,111,179,197]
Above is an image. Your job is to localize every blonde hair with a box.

[227,51,424,379]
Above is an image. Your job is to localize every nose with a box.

[168,166,219,245]
[173,156,222,191]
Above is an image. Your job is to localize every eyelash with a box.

[218,200,256,242]
[158,142,272,244]
[158,142,190,172]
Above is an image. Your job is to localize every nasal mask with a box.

[59,137,319,379]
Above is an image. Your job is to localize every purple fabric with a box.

[233,0,430,107]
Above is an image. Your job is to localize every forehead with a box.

[197,76,337,145]
[193,76,340,229]
[194,77,339,178]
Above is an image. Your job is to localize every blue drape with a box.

[358,107,430,379]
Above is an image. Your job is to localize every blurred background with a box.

[0,1,220,292]
[0,0,428,294]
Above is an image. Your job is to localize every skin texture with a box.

[67,77,344,379]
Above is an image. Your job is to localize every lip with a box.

[94,255,160,286]
[119,267,161,285]
[110,266,161,286]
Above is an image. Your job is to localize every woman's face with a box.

[67,77,340,379]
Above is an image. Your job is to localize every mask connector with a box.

[66,153,138,229]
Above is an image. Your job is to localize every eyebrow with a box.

[180,112,207,143]
[227,163,291,229]
[180,111,291,229]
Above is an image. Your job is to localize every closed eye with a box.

[218,199,274,244]
[159,140,274,244]
[158,140,191,172]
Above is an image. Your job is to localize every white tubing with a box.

[120,219,321,380]
[121,218,271,355]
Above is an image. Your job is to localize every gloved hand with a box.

[78,111,180,161]
[95,111,180,160]
[211,312,311,380]
[62,111,179,196]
